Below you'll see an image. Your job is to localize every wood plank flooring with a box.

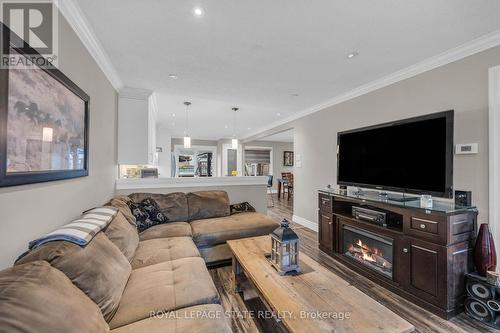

[209,194,495,333]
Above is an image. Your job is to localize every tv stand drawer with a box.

[405,213,447,244]
[410,217,439,235]
[319,194,332,212]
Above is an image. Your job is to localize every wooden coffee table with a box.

[228,236,414,333]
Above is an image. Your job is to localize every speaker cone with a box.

[465,298,493,323]
[467,281,492,300]
[488,300,500,312]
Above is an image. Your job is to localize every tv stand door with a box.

[319,212,335,253]
[400,236,447,307]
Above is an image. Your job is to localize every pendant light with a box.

[232,107,239,149]
[183,101,191,148]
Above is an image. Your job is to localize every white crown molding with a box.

[244,28,500,140]
[119,87,153,100]
[57,0,123,90]
[292,215,318,232]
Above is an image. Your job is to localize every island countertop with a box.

[116,176,268,190]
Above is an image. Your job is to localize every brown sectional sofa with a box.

[0,190,278,332]
[127,191,279,266]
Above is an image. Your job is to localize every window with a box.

[173,145,216,177]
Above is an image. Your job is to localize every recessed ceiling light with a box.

[171,113,176,117]
[193,7,204,17]
[247,127,251,130]
[224,125,228,129]
[347,51,359,59]
[277,113,281,116]
[168,74,178,79]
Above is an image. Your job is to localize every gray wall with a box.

[244,140,294,190]
[0,14,118,268]
[250,46,500,225]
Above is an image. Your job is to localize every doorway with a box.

[222,143,242,176]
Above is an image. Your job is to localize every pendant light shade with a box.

[183,101,191,148]
[184,136,191,149]
[232,107,239,150]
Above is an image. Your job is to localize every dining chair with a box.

[267,175,274,207]
[286,173,294,201]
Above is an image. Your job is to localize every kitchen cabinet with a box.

[118,88,157,165]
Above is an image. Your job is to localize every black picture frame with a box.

[283,151,294,166]
[0,24,89,187]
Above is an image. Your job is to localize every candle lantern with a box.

[270,219,300,275]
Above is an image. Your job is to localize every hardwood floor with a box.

[210,194,495,333]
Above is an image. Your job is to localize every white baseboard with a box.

[292,215,318,232]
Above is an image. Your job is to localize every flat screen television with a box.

[337,110,454,198]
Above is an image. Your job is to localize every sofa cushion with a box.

[191,212,279,248]
[110,304,231,333]
[198,243,233,264]
[139,222,192,241]
[131,237,200,269]
[129,192,189,222]
[105,211,139,262]
[108,257,220,329]
[0,261,109,333]
[106,196,136,225]
[15,232,131,322]
[128,198,168,232]
[187,191,230,221]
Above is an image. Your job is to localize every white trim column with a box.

[489,66,500,248]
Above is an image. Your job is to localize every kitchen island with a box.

[116,176,269,213]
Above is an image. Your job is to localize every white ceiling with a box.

[154,93,277,138]
[257,129,294,143]
[77,0,500,139]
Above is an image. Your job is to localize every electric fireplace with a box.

[343,225,394,279]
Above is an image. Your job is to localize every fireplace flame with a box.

[354,239,382,262]
[346,238,392,274]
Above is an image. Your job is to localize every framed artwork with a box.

[283,151,294,166]
[0,25,89,187]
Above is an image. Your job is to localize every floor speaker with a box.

[465,273,500,328]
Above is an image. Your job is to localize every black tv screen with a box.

[337,111,454,198]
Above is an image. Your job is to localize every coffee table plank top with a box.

[227,236,414,333]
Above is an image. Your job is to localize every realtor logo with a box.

[1,0,58,68]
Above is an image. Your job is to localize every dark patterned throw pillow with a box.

[230,202,256,215]
[127,198,167,232]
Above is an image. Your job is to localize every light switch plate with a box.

[455,143,478,155]
[295,154,302,168]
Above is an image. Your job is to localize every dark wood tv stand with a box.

[318,189,477,319]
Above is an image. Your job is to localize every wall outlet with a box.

[455,143,478,155]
